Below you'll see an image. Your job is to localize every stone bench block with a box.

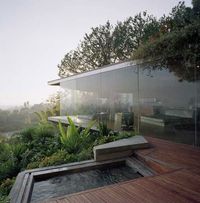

[93,135,149,161]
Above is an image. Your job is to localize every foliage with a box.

[20,123,61,165]
[39,150,73,167]
[0,122,61,200]
[34,111,50,123]
[58,117,95,153]
[0,178,15,197]
[0,108,33,133]
[133,1,200,82]
[94,130,134,146]
[0,93,60,135]
[58,117,80,153]
[0,117,135,200]
[58,12,159,77]
[27,148,93,169]
[114,131,135,140]
[98,122,112,137]
[0,102,55,134]
[0,135,5,143]
[46,92,60,116]
[58,1,199,82]
[0,195,9,203]
[34,92,61,124]
[26,161,41,170]
[0,143,15,181]
[76,147,93,161]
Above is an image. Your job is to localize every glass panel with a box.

[58,62,199,146]
[76,74,101,121]
[139,64,196,145]
[101,66,138,131]
[195,67,200,146]
[60,80,77,116]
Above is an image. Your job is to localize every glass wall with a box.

[60,80,76,116]
[101,66,139,131]
[139,66,197,145]
[59,62,200,146]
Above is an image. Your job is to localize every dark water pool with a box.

[31,165,142,202]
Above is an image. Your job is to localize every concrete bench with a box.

[93,135,149,161]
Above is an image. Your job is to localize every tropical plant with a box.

[18,123,60,168]
[58,117,95,153]
[58,117,80,153]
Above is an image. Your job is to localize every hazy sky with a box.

[0,0,192,107]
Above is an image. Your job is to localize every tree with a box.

[81,21,114,68]
[112,13,159,61]
[58,21,114,77]
[58,13,159,77]
[46,92,60,116]
[132,1,200,82]
[193,0,200,16]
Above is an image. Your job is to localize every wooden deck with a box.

[43,137,200,203]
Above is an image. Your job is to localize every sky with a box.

[0,0,192,107]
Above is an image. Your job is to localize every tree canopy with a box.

[133,1,200,81]
[58,12,158,77]
[58,0,200,81]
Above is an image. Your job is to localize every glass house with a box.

[48,60,200,146]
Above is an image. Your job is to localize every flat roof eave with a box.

[48,60,145,86]
[48,79,60,86]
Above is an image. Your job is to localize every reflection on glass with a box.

[139,65,197,145]
[60,80,76,116]
[59,62,200,146]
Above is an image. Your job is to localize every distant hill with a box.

[0,103,51,133]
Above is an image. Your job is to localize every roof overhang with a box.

[48,79,61,86]
[48,59,145,86]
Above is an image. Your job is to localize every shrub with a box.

[38,150,78,168]
[19,123,61,166]
[0,195,10,203]
[93,131,135,146]
[0,143,16,182]
[39,150,69,167]
[20,127,36,144]
[0,159,16,182]
[26,161,41,170]
[76,147,93,161]
[113,131,135,141]
[0,178,15,196]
